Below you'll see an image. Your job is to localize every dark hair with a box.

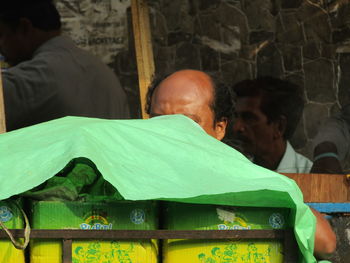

[0,0,61,31]
[232,76,304,139]
[145,70,234,125]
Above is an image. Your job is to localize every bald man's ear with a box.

[215,117,228,141]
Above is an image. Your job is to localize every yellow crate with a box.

[0,241,26,263]
[163,203,290,263]
[31,239,158,263]
[164,239,283,263]
[30,201,159,263]
[0,200,25,263]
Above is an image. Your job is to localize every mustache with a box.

[222,136,248,150]
[222,137,254,160]
[233,134,251,144]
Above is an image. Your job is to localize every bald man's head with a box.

[146,70,233,140]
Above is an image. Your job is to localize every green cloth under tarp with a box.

[21,157,125,201]
[0,115,317,262]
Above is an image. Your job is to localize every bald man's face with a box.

[149,71,227,140]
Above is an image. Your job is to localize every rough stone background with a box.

[146,0,350,172]
[330,215,350,263]
[57,0,350,171]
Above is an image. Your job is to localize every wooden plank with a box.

[0,229,288,240]
[283,230,299,263]
[0,229,298,261]
[283,173,349,202]
[348,174,350,201]
[131,0,155,119]
[0,64,6,133]
[62,239,72,263]
[0,229,298,262]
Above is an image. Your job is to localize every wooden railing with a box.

[0,229,298,263]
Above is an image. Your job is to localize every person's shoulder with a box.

[34,36,114,74]
[294,150,313,166]
[3,54,52,81]
[46,36,114,72]
[277,141,313,173]
[293,147,313,173]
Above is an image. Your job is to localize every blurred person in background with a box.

[0,0,129,131]
[311,104,350,174]
[224,77,312,173]
[224,76,336,259]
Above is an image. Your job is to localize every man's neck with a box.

[254,140,287,171]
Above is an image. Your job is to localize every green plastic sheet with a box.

[0,115,318,262]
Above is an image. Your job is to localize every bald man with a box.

[146,69,233,140]
[145,69,336,259]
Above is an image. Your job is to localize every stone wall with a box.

[146,0,350,168]
[57,0,350,168]
[330,215,350,263]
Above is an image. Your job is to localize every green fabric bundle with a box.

[22,158,123,201]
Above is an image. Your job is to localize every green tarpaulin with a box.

[0,115,318,262]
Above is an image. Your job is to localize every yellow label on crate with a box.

[72,240,157,263]
[216,208,251,230]
[30,240,158,263]
[0,241,26,263]
[0,204,25,263]
[163,240,283,263]
[80,213,112,230]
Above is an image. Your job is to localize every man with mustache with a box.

[147,71,335,259]
[225,77,313,173]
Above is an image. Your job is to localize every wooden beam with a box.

[131,0,155,119]
[62,239,72,263]
[0,229,289,240]
[0,64,6,133]
[0,229,298,263]
[283,173,349,202]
